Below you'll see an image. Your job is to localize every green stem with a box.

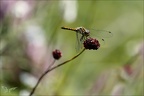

[29,48,85,96]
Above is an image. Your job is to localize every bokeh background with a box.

[0,0,143,96]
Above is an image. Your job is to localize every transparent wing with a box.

[89,28,113,45]
[75,32,83,52]
[89,28,113,38]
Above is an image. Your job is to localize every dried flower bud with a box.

[52,49,62,60]
[83,38,100,50]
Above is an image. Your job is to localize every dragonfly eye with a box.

[84,31,90,37]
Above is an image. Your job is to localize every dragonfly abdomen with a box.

[61,27,77,31]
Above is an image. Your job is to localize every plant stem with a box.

[29,48,85,96]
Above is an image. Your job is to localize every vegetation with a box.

[0,0,143,96]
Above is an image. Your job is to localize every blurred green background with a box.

[0,0,143,96]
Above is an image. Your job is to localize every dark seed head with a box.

[52,49,62,60]
[83,38,100,50]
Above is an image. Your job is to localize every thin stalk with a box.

[29,48,85,96]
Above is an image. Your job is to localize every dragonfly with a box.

[61,26,112,50]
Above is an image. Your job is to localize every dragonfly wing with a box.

[90,29,113,38]
[75,32,83,52]
[89,28,113,45]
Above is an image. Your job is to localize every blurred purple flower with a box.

[22,24,53,75]
[123,64,133,76]
[0,0,34,20]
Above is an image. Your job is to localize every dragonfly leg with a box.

[80,35,84,41]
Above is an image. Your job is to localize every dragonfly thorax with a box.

[76,27,90,37]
